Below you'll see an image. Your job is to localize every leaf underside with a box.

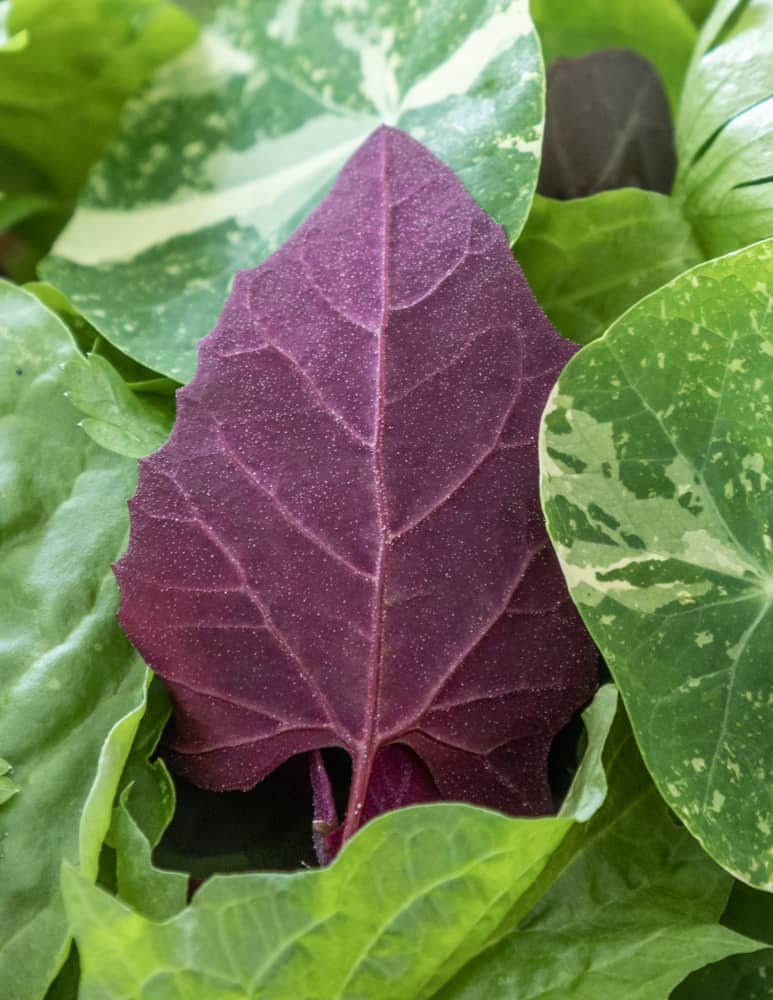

[116,126,597,849]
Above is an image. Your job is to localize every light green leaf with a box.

[515,189,703,345]
[540,240,773,890]
[63,687,616,1000]
[0,0,197,205]
[675,881,773,998]
[677,0,717,25]
[674,0,773,256]
[106,679,188,922]
[42,0,544,381]
[437,712,762,1000]
[0,281,149,999]
[62,352,174,458]
[531,0,696,110]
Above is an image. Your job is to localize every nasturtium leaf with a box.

[0,0,196,207]
[530,0,696,111]
[63,688,617,1000]
[439,711,762,1000]
[675,882,773,999]
[515,188,703,345]
[42,0,544,381]
[116,126,597,851]
[537,49,677,200]
[540,240,773,890]
[674,0,773,256]
[0,282,149,999]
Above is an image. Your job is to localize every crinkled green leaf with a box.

[0,0,196,206]
[63,688,615,1000]
[516,189,702,345]
[0,281,149,999]
[540,240,773,890]
[674,0,773,256]
[437,712,762,1000]
[675,882,773,998]
[530,0,696,110]
[42,0,544,380]
[62,353,174,458]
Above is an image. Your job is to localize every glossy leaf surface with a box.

[541,241,773,889]
[42,0,544,380]
[674,0,773,256]
[116,126,597,847]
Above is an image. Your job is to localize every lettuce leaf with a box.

[0,281,149,998]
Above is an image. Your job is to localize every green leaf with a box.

[437,713,762,1000]
[677,0,717,25]
[675,882,773,998]
[0,0,197,205]
[0,281,150,998]
[540,239,773,890]
[0,758,17,806]
[62,353,174,458]
[63,688,616,1000]
[674,0,773,256]
[515,189,703,345]
[42,0,544,381]
[530,0,696,110]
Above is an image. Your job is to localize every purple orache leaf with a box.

[538,49,677,200]
[115,126,597,852]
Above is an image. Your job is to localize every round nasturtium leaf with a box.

[540,240,773,891]
[42,0,544,382]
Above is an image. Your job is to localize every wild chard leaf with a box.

[675,883,773,999]
[41,0,544,380]
[0,282,149,999]
[438,711,761,1000]
[674,0,773,256]
[63,689,617,1000]
[516,188,702,345]
[530,0,696,110]
[115,127,598,852]
[0,0,196,207]
[540,240,773,890]
[537,49,677,200]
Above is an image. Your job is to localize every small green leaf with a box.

[515,189,703,345]
[438,713,763,1000]
[531,0,696,110]
[64,688,617,1000]
[0,282,150,998]
[62,353,174,458]
[540,239,773,890]
[42,0,544,381]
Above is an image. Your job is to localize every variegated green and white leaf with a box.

[540,240,773,891]
[42,0,543,381]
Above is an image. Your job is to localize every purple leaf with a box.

[115,126,597,854]
[538,49,677,200]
